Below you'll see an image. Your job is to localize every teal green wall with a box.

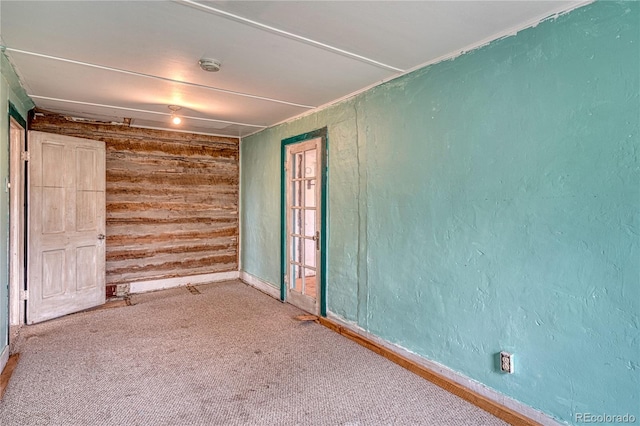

[0,53,33,351]
[241,2,639,424]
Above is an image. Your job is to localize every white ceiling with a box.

[1,1,582,138]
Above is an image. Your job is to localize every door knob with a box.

[98,234,106,240]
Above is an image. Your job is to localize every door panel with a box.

[28,131,106,324]
[41,187,65,233]
[42,143,65,186]
[76,246,98,290]
[77,192,97,231]
[77,148,98,189]
[42,250,65,298]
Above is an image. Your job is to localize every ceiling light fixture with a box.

[198,58,222,72]
[168,105,182,125]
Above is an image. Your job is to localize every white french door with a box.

[284,138,322,314]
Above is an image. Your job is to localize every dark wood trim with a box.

[317,317,542,426]
[0,353,20,400]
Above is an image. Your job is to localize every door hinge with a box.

[21,151,30,161]
[20,289,28,301]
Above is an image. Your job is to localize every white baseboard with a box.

[0,345,9,376]
[240,271,281,300]
[325,312,561,426]
[129,271,240,294]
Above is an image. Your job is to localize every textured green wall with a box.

[241,2,639,424]
[0,53,33,351]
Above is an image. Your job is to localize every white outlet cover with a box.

[500,351,514,373]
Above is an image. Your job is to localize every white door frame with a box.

[9,116,26,327]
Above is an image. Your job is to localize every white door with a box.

[285,138,322,314]
[27,131,106,324]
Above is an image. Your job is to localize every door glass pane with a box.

[304,270,316,298]
[300,266,306,293]
[294,153,303,178]
[291,236,302,264]
[304,149,316,178]
[291,263,304,292]
[301,266,306,295]
[304,179,316,208]
[292,208,302,236]
[304,238,316,268]
[304,209,315,237]
[292,181,302,207]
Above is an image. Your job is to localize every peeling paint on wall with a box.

[241,2,639,424]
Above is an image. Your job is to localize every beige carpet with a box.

[0,280,506,425]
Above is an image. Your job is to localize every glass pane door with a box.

[285,138,321,314]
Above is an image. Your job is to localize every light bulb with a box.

[168,105,183,125]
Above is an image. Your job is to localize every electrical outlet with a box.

[500,351,514,373]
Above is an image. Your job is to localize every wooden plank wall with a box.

[30,112,239,292]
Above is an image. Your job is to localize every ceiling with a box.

[0,1,582,138]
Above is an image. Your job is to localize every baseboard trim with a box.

[239,271,281,300]
[0,346,8,379]
[235,272,558,425]
[129,271,240,294]
[320,314,560,426]
[0,352,20,400]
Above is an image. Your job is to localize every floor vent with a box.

[186,285,201,295]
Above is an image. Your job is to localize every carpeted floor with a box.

[0,280,507,425]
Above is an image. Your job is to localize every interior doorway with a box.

[281,128,327,316]
[9,113,26,328]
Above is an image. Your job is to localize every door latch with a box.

[313,231,320,250]
[98,234,106,241]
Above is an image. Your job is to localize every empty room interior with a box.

[0,1,638,425]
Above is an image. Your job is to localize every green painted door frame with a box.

[8,103,27,129]
[281,127,328,316]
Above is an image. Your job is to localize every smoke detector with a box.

[198,58,221,72]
